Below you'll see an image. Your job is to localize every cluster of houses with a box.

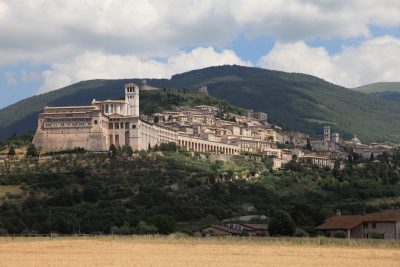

[198,212,400,240]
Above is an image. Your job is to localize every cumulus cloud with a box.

[39,47,251,93]
[258,36,400,87]
[0,0,400,95]
[4,72,17,85]
[0,0,400,65]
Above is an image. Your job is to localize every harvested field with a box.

[0,236,399,267]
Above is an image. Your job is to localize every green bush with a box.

[333,231,347,238]
[369,232,384,239]
[269,210,296,236]
[293,228,309,237]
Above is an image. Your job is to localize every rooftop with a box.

[316,214,400,230]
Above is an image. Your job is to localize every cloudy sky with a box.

[1,0,400,108]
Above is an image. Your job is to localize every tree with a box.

[268,210,296,236]
[149,214,176,234]
[26,144,38,157]
[305,138,312,151]
[83,185,101,203]
[7,145,16,156]
[109,144,117,158]
[122,145,133,157]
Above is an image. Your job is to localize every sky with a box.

[1,0,400,108]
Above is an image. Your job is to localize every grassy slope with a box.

[353,82,400,93]
[353,82,400,103]
[1,65,400,143]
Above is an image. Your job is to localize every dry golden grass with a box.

[0,236,399,267]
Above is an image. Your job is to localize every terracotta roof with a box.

[316,214,400,230]
[204,225,242,234]
[240,224,268,230]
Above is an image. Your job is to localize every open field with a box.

[0,236,400,267]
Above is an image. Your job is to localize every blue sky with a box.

[1,1,400,109]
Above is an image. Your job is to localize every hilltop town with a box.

[30,82,394,171]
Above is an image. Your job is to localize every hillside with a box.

[352,82,400,103]
[1,65,400,143]
[1,145,400,235]
[353,82,400,94]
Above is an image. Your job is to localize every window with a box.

[94,120,98,125]
[115,123,119,129]
[372,223,376,229]
[120,122,124,129]
[132,124,136,129]
[109,123,113,129]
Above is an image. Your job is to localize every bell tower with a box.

[125,83,139,117]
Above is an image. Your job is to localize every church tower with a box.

[125,83,139,117]
[323,126,331,141]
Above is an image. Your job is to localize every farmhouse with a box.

[316,214,400,239]
[199,224,269,237]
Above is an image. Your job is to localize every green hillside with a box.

[353,82,400,94]
[1,145,400,235]
[1,65,400,143]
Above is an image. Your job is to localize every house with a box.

[316,214,400,239]
[199,223,269,237]
[199,225,242,237]
[239,224,269,237]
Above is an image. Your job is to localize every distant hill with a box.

[353,82,400,94]
[1,65,400,143]
[352,82,400,103]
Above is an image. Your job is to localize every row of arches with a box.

[178,139,239,155]
[109,131,130,146]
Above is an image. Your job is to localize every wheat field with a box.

[0,236,399,267]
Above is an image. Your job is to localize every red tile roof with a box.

[206,225,242,234]
[316,214,400,230]
[240,224,268,230]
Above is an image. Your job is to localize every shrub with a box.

[26,144,38,157]
[333,231,347,238]
[369,232,384,239]
[269,210,296,236]
[293,228,309,237]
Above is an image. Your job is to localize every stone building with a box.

[33,84,259,155]
[316,214,400,239]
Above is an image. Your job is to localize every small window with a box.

[132,124,136,129]
[372,223,376,229]
[94,120,98,125]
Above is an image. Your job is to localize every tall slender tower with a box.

[323,126,331,141]
[125,83,139,117]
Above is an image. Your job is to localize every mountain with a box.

[353,82,400,94]
[352,82,400,103]
[1,65,400,143]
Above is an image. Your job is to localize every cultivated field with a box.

[0,236,399,267]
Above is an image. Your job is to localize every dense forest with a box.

[1,139,400,236]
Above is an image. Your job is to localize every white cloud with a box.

[39,47,251,93]
[259,36,400,87]
[0,1,399,94]
[0,0,400,66]
[4,72,17,85]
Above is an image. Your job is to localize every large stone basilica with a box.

[32,83,243,155]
